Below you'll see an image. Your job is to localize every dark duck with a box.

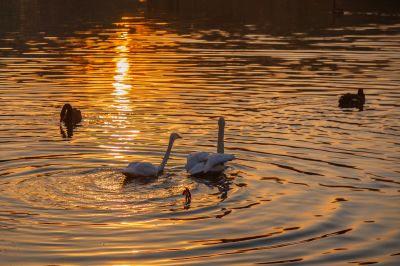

[60,103,82,125]
[338,89,365,110]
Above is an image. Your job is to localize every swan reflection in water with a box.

[122,175,158,186]
[182,175,233,211]
[59,124,74,138]
[191,172,235,202]
[121,172,194,210]
[121,171,236,211]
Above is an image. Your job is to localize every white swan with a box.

[185,117,235,176]
[122,133,181,178]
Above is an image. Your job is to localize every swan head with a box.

[170,133,182,140]
[218,116,225,127]
[60,103,73,122]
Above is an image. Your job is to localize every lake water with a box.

[0,0,399,265]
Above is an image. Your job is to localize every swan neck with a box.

[158,136,176,175]
[217,122,224,154]
[60,104,73,122]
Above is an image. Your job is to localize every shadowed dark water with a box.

[0,0,400,265]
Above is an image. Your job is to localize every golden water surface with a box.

[0,0,399,265]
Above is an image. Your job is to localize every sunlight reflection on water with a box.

[0,0,399,265]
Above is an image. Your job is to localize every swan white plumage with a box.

[122,133,181,178]
[185,117,235,176]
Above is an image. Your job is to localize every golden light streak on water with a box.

[0,1,399,265]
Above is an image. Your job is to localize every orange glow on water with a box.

[0,1,399,265]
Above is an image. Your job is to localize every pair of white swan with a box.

[122,117,235,178]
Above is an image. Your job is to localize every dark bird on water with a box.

[183,187,192,204]
[60,103,82,125]
[338,89,365,110]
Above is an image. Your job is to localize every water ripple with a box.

[0,0,399,265]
